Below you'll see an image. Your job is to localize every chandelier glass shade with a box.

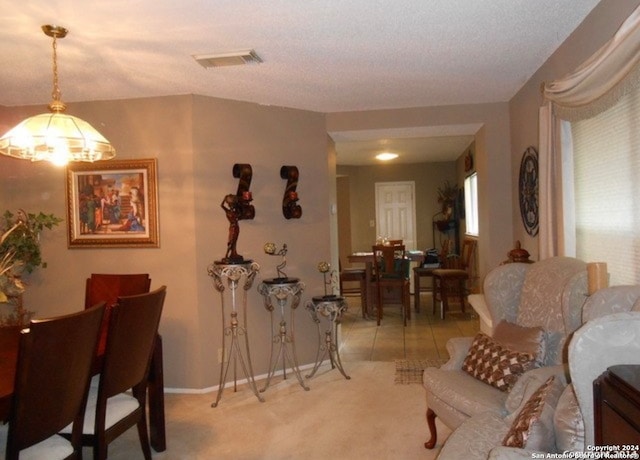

[0,25,115,166]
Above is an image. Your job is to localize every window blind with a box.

[571,86,640,285]
[464,173,478,236]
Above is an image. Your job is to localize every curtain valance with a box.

[543,5,640,121]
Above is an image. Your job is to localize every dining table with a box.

[0,325,166,453]
[347,249,424,317]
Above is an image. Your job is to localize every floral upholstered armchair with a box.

[422,257,588,451]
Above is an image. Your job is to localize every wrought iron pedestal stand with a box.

[305,295,351,379]
[258,278,309,392]
[208,261,264,407]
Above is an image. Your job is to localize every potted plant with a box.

[437,181,458,220]
[0,209,62,326]
[436,181,458,232]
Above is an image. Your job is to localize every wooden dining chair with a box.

[85,273,152,309]
[372,244,410,326]
[84,273,151,352]
[83,273,166,452]
[432,238,477,319]
[0,304,105,460]
[339,259,367,318]
[65,285,166,460]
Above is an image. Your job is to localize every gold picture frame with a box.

[66,158,159,248]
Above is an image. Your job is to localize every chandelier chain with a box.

[51,34,61,104]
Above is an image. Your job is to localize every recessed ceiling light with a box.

[193,49,262,68]
[376,152,398,161]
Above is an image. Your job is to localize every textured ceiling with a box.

[0,0,601,164]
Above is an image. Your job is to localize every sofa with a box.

[433,284,640,459]
[423,257,587,449]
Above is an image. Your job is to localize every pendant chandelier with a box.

[0,25,116,166]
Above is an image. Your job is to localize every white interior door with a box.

[375,181,416,250]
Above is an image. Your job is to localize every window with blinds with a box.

[571,86,640,285]
[464,173,478,236]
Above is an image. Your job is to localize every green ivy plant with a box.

[0,210,62,326]
[0,209,63,274]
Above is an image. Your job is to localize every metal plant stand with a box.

[258,278,309,392]
[208,261,264,407]
[306,295,351,380]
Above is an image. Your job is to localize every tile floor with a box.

[338,291,480,362]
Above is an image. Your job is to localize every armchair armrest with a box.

[582,285,640,322]
[468,294,493,335]
[441,336,474,370]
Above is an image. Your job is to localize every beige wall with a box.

[336,175,353,265]
[509,0,640,260]
[0,95,332,390]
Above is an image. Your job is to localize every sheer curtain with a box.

[539,4,640,259]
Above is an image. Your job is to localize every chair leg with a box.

[95,438,108,460]
[359,278,367,318]
[404,284,410,325]
[459,279,466,314]
[414,274,421,312]
[432,277,439,316]
[441,279,449,320]
[137,416,153,460]
[376,285,382,326]
[401,289,407,327]
[424,408,438,449]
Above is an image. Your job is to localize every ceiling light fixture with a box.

[0,25,116,166]
[376,152,399,161]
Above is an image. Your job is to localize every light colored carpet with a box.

[394,359,448,385]
[104,361,451,459]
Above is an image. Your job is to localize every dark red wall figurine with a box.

[280,165,302,219]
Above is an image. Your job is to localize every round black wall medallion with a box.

[519,146,539,237]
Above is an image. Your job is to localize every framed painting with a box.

[66,158,159,248]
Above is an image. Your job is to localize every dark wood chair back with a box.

[6,304,105,459]
[372,244,410,325]
[441,238,476,271]
[372,244,407,278]
[85,273,151,309]
[102,285,166,399]
[432,238,478,318]
[87,286,166,459]
[84,273,151,355]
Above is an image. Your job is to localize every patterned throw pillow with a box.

[503,376,556,448]
[462,333,536,392]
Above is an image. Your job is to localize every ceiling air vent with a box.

[193,49,262,68]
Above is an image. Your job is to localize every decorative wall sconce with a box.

[264,242,293,281]
[280,165,302,219]
[220,164,255,264]
[233,163,255,220]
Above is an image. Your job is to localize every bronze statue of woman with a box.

[221,194,242,262]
